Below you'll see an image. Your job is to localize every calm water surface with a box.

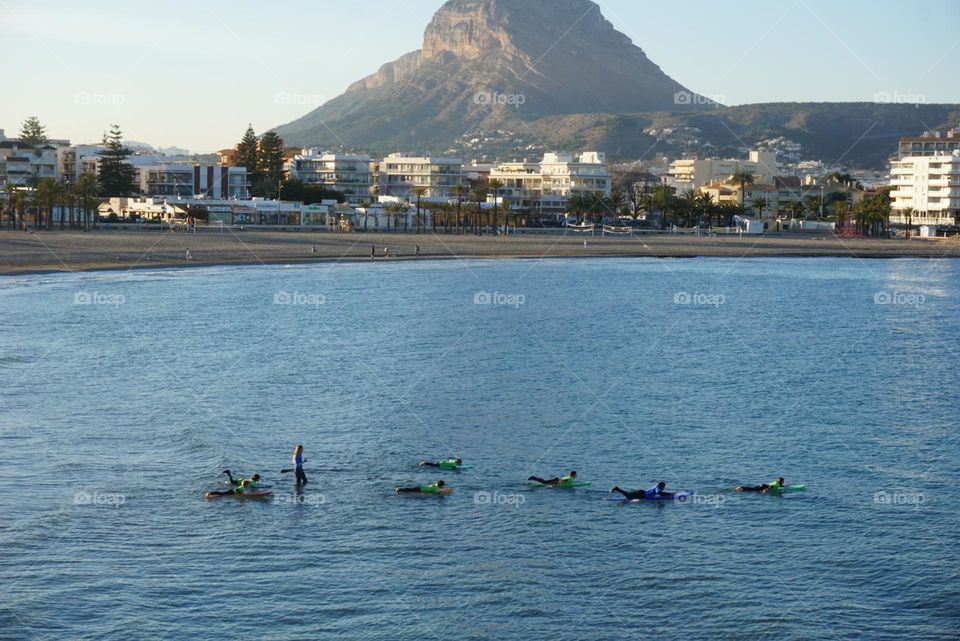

[1,257,958,640]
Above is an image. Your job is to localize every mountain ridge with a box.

[273,0,959,168]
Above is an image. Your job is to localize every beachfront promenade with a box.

[2,229,959,275]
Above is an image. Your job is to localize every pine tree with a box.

[236,124,260,181]
[258,131,286,197]
[97,125,137,196]
[19,116,48,146]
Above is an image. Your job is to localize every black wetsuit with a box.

[610,486,646,500]
[528,476,560,485]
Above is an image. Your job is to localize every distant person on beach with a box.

[222,470,262,488]
[528,471,577,485]
[371,244,375,259]
[396,480,448,494]
[292,445,307,484]
[736,477,785,492]
[609,481,673,499]
[419,457,462,469]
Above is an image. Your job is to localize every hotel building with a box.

[288,149,376,204]
[378,153,466,199]
[889,152,960,227]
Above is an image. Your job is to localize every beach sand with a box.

[1,229,958,275]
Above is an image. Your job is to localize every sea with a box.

[1,256,957,640]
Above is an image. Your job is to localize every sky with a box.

[1,0,957,153]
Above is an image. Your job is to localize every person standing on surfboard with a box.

[736,477,785,493]
[609,481,674,499]
[291,445,307,485]
[528,471,577,485]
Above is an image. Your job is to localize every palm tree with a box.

[59,180,74,229]
[498,198,512,233]
[696,191,714,227]
[751,196,769,221]
[607,188,626,228]
[728,170,755,217]
[679,190,698,228]
[471,185,487,235]
[803,195,822,222]
[32,178,60,230]
[902,207,915,239]
[412,186,426,233]
[453,184,466,235]
[75,173,99,231]
[488,179,503,233]
[2,183,16,229]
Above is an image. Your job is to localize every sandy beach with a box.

[0,229,958,275]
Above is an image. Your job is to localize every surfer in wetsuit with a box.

[610,481,674,499]
[396,480,447,494]
[528,471,577,485]
[419,457,463,469]
[222,471,262,487]
[208,479,255,497]
[736,477,785,493]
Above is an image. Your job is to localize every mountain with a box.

[274,0,705,150]
[274,0,960,168]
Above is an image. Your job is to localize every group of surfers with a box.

[207,445,307,496]
[209,450,790,499]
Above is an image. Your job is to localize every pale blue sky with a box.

[1,0,957,152]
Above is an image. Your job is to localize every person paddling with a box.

[610,481,674,500]
[395,480,450,494]
[222,470,262,488]
[419,457,463,470]
[207,479,256,497]
[736,477,785,493]
[528,471,577,485]
[292,445,307,485]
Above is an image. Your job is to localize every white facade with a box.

[289,149,375,204]
[490,151,611,211]
[0,140,59,186]
[889,152,960,226]
[379,153,465,199]
[57,145,105,184]
[669,150,777,189]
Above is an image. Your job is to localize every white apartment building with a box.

[669,150,777,189]
[379,153,465,199]
[897,128,960,159]
[57,145,105,184]
[490,152,611,211]
[889,152,960,227]
[288,149,375,204]
[0,140,59,186]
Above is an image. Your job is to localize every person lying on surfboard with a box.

[609,481,674,499]
[222,470,262,488]
[736,477,785,493]
[418,457,463,469]
[528,471,577,485]
[207,479,256,497]
[395,480,451,494]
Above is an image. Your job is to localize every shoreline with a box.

[1,230,958,277]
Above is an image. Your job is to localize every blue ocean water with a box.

[1,257,957,641]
